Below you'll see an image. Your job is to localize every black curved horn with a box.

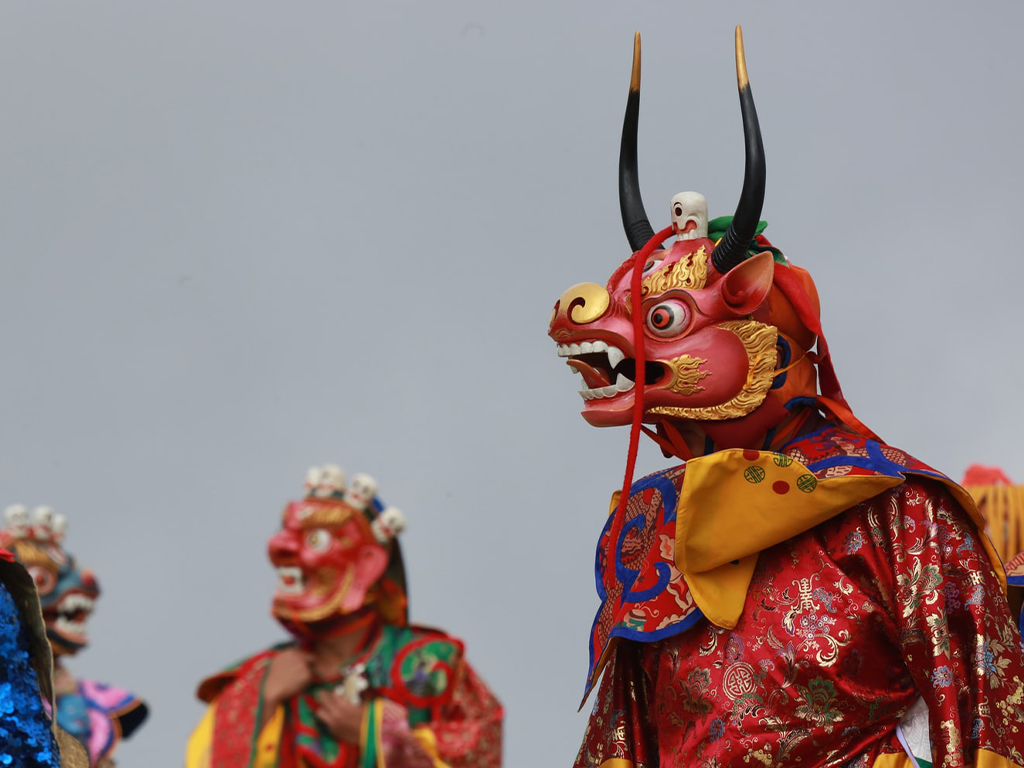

[711,26,766,274]
[619,32,657,253]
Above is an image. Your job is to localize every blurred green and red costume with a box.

[190,623,501,768]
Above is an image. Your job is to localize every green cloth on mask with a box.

[707,216,787,264]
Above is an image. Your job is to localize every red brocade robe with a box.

[574,426,1024,768]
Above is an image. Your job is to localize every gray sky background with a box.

[1,2,1023,766]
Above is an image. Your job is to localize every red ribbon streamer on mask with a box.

[611,226,676,548]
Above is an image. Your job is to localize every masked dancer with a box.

[186,465,502,768]
[2,505,148,767]
[547,27,1024,768]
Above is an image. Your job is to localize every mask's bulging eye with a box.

[647,301,690,337]
[305,529,332,552]
[29,566,56,595]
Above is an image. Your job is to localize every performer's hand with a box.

[313,690,364,744]
[263,648,315,707]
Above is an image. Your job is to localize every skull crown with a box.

[301,465,405,544]
[3,504,67,545]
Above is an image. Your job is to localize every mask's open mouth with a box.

[48,592,95,646]
[272,564,355,622]
[275,566,305,596]
[556,341,664,401]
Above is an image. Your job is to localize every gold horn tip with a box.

[734,25,749,90]
[630,31,642,92]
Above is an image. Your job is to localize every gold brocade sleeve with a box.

[867,481,1024,768]
[573,643,657,768]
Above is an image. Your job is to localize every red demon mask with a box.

[268,465,408,636]
[549,28,867,457]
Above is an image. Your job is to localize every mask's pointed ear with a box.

[720,251,774,315]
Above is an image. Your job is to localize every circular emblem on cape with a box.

[744,466,766,484]
[797,474,817,493]
[773,455,793,467]
[723,661,757,698]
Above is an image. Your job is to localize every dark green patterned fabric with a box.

[706,216,785,263]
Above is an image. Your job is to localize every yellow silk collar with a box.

[674,448,998,629]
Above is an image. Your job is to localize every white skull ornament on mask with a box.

[31,506,55,542]
[371,506,406,544]
[51,514,68,545]
[670,191,709,241]
[345,473,378,511]
[305,465,346,499]
[4,505,29,539]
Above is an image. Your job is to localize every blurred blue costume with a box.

[0,548,84,767]
[0,583,59,766]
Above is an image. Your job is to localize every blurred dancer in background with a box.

[186,465,502,768]
[2,505,148,767]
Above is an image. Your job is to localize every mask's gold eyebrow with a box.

[641,245,709,296]
[282,504,355,529]
[9,541,54,568]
